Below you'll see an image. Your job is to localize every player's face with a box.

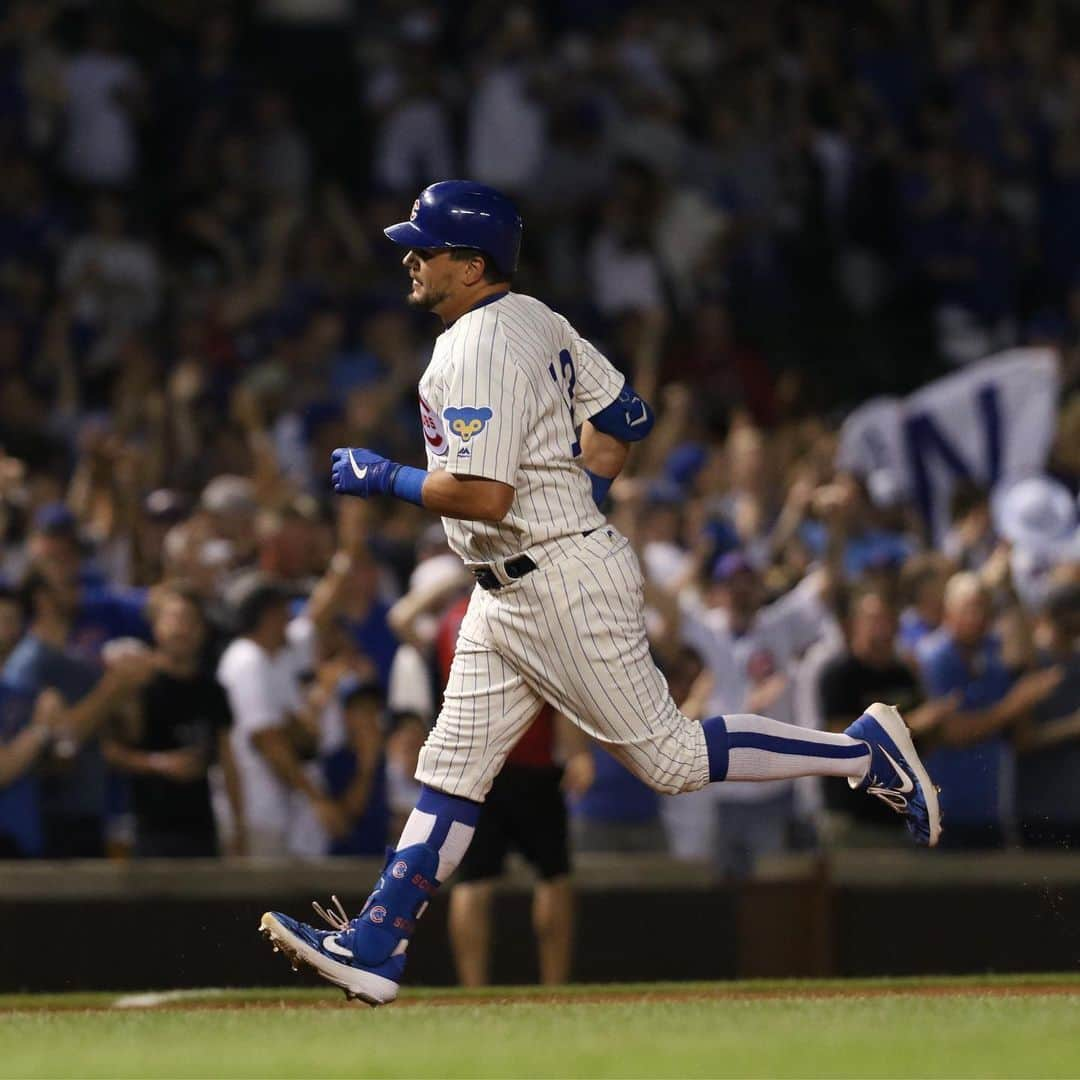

[402,248,457,312]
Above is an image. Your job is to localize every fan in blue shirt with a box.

[918,573,1064,847]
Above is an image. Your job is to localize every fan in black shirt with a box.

[105,588,241,857]
[819,585,954,830]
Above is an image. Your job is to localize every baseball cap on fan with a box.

[665,442,707,489]
[200,475,257,518]
[993,475,1080,609]
[143,488,188,523]
[712,551,756,582]
[409,552,466,594]
[32,502,77,536]
[993,475,1080,562]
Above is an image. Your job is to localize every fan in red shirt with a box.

[437,596,575,986]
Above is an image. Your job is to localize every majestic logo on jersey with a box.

[444,406,493,443]
[419,394,448,456]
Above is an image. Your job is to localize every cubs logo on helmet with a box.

[443,406,493,443]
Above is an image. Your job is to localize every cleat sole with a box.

[258,912,397,1007]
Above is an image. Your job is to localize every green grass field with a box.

[2,977,1078,1079]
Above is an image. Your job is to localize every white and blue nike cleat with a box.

[259,842,440,1006]
[845,702,942,847]
[260,905,404,1006]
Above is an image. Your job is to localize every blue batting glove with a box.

[331,447,397,498]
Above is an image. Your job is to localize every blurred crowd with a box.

[0,0,1078,866]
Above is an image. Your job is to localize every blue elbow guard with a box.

[589,382,654,442]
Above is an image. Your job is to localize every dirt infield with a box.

[6,979,1079,1015]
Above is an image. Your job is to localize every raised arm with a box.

[387,564,472,649]
[0,691,61,788]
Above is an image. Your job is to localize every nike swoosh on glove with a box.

[331,448,398,498]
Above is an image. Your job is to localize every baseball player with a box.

[261,181,941,1005]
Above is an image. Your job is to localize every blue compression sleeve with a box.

[586,470,613,507]
[389,464,428,507]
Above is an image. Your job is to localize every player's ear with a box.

[462,252,487,285]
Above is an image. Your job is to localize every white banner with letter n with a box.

[837,349,1060,540]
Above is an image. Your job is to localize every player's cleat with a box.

[258,842,441,1007]
[259,910,403,1007]
[845,702,942,847]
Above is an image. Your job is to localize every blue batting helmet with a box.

[383,180,523,274]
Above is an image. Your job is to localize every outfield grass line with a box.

[2,973,1080,1014]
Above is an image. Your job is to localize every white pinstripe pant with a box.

[416,528,711,802]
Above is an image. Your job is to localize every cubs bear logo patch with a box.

[443,406,493,443]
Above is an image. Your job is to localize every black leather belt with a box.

[473,554,537,591]
[473,530,597,592]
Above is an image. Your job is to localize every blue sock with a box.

[702,713,869,783]
[702,715,730,781]
[340,786,482,967]
[394,785,482,883]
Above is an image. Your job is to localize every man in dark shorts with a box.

[436,595,574,986]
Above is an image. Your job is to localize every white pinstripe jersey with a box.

[417,291,625,563]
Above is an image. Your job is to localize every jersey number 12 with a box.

[548,349,581,457]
